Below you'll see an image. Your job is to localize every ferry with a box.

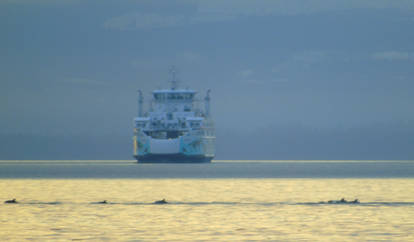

[133,70,215,163]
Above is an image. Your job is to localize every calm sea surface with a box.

[1,160,414,241]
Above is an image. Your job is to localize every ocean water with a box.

[1,160,414,241]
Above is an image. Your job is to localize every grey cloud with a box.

[103,12,238,30]
[104,13,187,30]
[238,69,254,78]
[242,78,289,86]
[1,0,79,5]
[372,51,414,61]
[272,50,354,73]
[179,52,202,63]
[237,68,289,86]
[103,0,414,30]
[131,51,202,69]
[190,12,238,23]
[290,50,362,64]
[62,77,109,87]
[197,0,414,16]
[292,51,330,63]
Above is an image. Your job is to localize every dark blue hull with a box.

[134,154,213,163]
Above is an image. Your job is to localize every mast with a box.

[169,66,179,90]
[204,89,211,117]
[138,90,143,117]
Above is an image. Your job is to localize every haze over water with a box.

[1,160,414,241]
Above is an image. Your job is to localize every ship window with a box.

[168,93,177,100]
[136,121,145,128]
[154,93,168,100]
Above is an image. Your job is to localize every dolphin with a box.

[4,198,18,204]
[154,199,167,204]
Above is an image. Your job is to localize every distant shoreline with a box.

[1,160,413,179]
[0,160,413,164]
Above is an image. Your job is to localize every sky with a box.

[1,0,414,160]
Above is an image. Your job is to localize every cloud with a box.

[292,51,329,63]
[197,0,414,17]
[1,0,78,5]
[241,78,289,86]
[179,51,202,63]
[238,69,254,78]
[62,77,108,86]
[103,0,414,30]
[131,51,203,70]
[269,50,363,75]
[190,12,238,23]
[237,68,289,86]
[104,13,187,30]
[103,12,238,30]
[372,51,414,61]
[273,50,343,72]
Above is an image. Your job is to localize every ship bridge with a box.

[153,89,196,101]
[152,89,197,113]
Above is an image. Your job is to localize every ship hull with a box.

[134,154,213,163]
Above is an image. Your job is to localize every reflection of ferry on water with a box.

[133,70,215,163]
